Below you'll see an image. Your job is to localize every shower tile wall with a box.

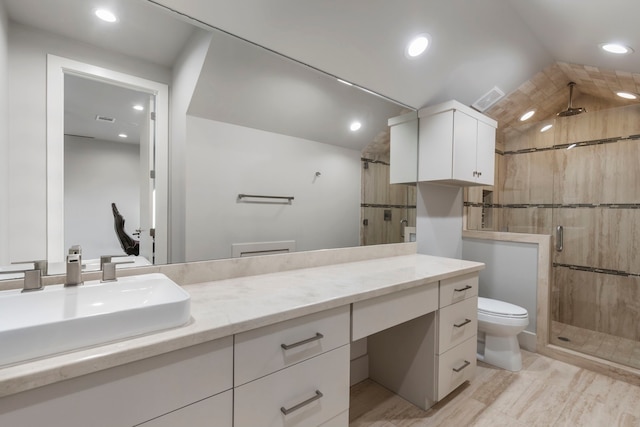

[360,159,416,246]
[466,103,640,343]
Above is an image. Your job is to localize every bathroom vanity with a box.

[0,250,482,426]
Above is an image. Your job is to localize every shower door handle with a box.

[556,226,563,252]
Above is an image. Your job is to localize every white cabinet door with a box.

[389,113,419,184]
[475,120,496,185]
[136,390,232,427]
[418,110,454,182]
[452,110,478,183]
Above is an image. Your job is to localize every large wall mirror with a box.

[1,0,415,279]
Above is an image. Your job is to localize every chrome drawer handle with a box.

[454,318,472,328]
[454,285,473,292]
[281,333,324,350]
[280,390,323,415]
[453,360,471,373]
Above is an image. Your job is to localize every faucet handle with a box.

[101,261,134,283]
[5,261,44,292]
[100,255,134,270]
[12,259,48,276]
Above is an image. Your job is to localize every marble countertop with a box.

[0,253,483,398]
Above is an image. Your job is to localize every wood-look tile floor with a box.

[349,350,640,426]
[551,321,640,370]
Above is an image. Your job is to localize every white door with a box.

[138,96,156,263]
[451,110,477,182]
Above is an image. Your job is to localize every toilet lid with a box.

[478,297,528,318]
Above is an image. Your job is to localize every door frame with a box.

[46,54,169,264]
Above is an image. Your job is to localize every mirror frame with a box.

[46,55,169,264]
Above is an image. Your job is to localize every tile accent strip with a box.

[464,202,640,209]
[553,263,640,278]
[361,157,390,166]
[503,133,640,156]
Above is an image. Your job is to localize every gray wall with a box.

[184,116,361,262]
[462,237,538,333]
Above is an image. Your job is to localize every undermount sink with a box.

[0,273,191,367]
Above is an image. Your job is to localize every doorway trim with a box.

[46,54,169,264]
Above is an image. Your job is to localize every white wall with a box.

[0,1,9,265]
[169,29,213,264]
[7,23,170,262]
[64,137,140,260]
[185,116,361,261]
[462,238,538,334]
[416,182,463,258]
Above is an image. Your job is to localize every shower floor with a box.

[551,321,640,370]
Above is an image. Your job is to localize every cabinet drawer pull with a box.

[453,360,471,373]
[453,285,472,293]
[453,318,472,328]
[280,390,323,415]
[281,333,324,350]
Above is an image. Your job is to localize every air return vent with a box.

[472,86,505,112]
[95,115,116,123]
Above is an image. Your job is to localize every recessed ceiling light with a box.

[600,43,633,55]
[519,110,535,121]
[405,33,431,58]
[118,133,128,138]
[616,91,638,100]
[95,9,117,23]
[540,124,553,133]
[350,121,362,132]
[133,105,144,111]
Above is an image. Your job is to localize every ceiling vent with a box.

[95,115,116,123]
[472,86,505,112]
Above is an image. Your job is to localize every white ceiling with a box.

[64,74,150,144]
[4,0,640,147]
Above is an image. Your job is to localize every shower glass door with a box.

[550,103,640,368]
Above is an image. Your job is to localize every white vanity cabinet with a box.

[233,306,351,427]
[388,111,419,185]
[418,100,496,186]
[0,338,234,427]
[366,273,479,410]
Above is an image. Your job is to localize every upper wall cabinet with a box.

[388,111,419,185]
[418,100,496,186]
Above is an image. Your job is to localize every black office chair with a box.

[111,203,140,256]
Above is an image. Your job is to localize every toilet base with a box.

[477,333,522,372]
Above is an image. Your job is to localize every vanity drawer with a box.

[351,281,438,341]
[436,336,477,401]
[235,305,350,386]
[439,273,478,308]
[234,345,350,427]
[438,296,478,354]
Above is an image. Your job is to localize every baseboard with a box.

[518,330,537,352]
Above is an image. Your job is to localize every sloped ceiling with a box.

[486,62,640,131]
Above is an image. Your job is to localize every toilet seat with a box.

[478,297,528,319]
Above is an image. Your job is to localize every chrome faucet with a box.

[65,245,83,286]
[100,255,134,282]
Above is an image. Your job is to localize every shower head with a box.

[557,82,586,117]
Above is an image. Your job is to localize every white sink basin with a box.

[0,273,190,367]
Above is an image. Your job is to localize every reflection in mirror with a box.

[1,0,416,278]
[64,75,154,262]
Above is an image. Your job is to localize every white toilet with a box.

[477,297,529,372]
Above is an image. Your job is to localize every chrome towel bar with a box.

[237,194,294,201]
